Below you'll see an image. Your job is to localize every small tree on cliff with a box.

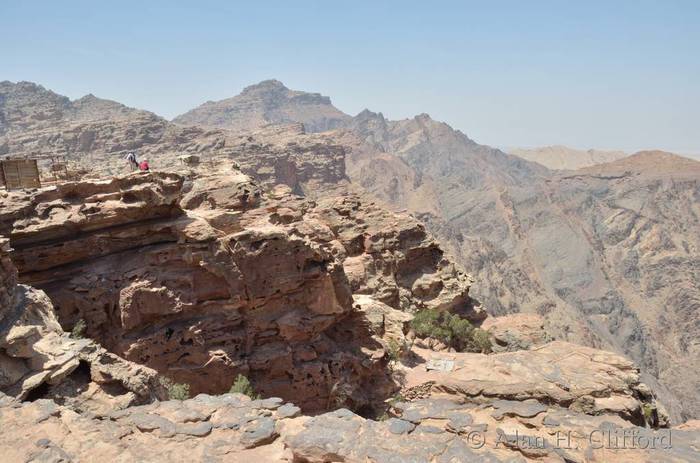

[410,309,492,353]
[159,377,190,400]
[229,374,260,399]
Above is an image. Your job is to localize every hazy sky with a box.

[2,0,699,154]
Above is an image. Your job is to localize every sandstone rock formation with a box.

[508,145,628,170]
[0,163,481,413]
[4,78,699,422]
[0,247,690,462]
[0,236,165,414]
[401,343,668,428]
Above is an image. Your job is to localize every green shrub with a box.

[229,374,260,399]
[470,328,493,354]
[159,377,190,400]
[410,309,492,353]
[386,339,404,370]
[70,319,87,339]
[642,403,655,425]
[411,309,451,342]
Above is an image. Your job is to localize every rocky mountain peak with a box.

[69,93,156,122]
[240,78,288,94]
[172,79,350,133]
[0,81,157,137]
[0,80,71,134]
[353,109,386,124]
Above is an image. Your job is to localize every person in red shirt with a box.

[139,159,150,171]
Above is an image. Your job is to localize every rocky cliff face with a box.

[173,84,700,422]
[0,235,166,414]
[1,210,690,461]
[0,163,479,412]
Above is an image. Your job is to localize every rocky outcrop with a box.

[171,81,700,422]
[0,377,695,462]
[400,343,669,427]
[0,164,478,413]
[3,81,699,461]
[0,235,165,413]
[310,193,481,320]
[7,78,699,422]
[283,393,695,463]
[481,314,551,352]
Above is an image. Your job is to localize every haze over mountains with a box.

[506,145,628,170]
[2,79,700,423]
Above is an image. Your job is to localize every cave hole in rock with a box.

[41,360,94,406]
[24,381,51,402]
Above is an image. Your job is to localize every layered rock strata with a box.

[0,237,165,413]
[0,165,478,412]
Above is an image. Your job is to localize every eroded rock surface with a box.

[0,237,165,413]
[481,314,551,352]
[400,343,668,428]
[0,165,478,412]
[2,80,699,461]
[0,389,696,462]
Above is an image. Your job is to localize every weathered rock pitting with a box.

[0,165,478,412]
[0,237,165,413]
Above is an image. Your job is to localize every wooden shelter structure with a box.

[0,158,41,190]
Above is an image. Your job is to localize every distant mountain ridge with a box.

[0,81,157,136]
[508,145,628,170]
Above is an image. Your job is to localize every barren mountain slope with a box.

[1,81,700,461]
[343,111,700,421]
[509,145,628,170]
[0,81,155,137]
[172,79,350,133]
